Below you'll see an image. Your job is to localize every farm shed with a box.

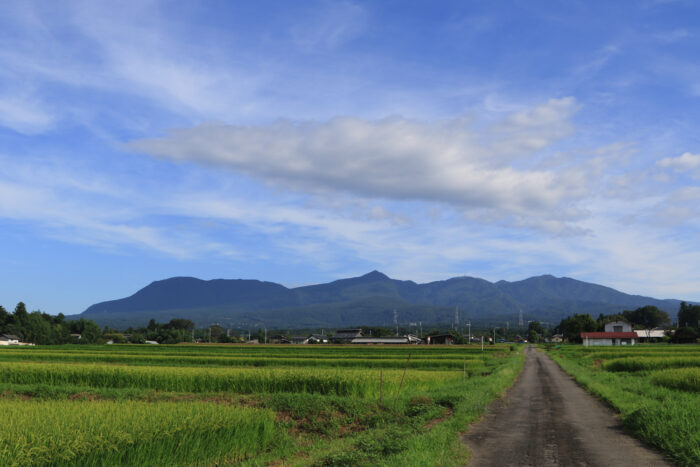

[635,329,666,342]
[580,332,637,346]
[290,336,310,344]
[426,334,455,345]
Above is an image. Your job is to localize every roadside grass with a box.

[547,345,700,466]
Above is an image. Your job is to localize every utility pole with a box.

[264,327,267,344]
[393,309,398,336]
[208,327,211,343]
[493,327,496,344]
[419,321,422,338]
[481,335,484,351]
[468,321,471,344]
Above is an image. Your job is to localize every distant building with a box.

[351,335,422,345]
[290,336,310,345]
[332,329,363,343]
[635,329,666,341]
[0,334,20,346]
[426,334,455,345]
[605,321,632,333]
[269,335,290,344]
[308,334,329,344]
[579,320,637,346]
[550,334,563,343]
[580,332,637,346]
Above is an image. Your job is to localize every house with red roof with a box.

[581,320,637,346]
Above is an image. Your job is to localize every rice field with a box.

[547,344,700,466]
[0,343,523,466]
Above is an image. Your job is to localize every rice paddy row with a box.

[0,348,494,370]
[0,344,524,466]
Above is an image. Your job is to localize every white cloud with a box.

[657,152,700,171]
[129,98,588,229]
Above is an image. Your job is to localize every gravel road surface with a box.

[462,346,672,466]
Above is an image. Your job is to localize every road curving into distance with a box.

[462,345,671,467]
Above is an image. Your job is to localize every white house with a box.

[581,321,637,346]
[0,334,20,345]
[308,334,329,344]
[604,321,632,333]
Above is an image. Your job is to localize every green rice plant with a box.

[0,350,486,371]
[603,357,700,372]
[651,368,700,392]
[0,399,286,466]
[0,362,465,398]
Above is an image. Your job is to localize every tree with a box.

[14,302,29,328]
[166,318,195,331]
[0,305,9,328]
[678,302,700,330]
[672,326,698,344]
[623,306,670,331]
[527,321,543,343]
[70,318,103,344]
[557,314,597,343]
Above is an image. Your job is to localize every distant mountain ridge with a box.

[76,271,685,329]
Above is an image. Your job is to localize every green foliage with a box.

[673,327,698,343]
[651,368,700,392]
[603,356,700,372]
[557,313,597,342]
[622,305,670,329]
[678,302,700,330]
[0,303,102,345]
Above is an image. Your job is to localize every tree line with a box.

[0,303,203,345]
[0,302,102,344]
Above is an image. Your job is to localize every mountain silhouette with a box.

[75,272,685,329]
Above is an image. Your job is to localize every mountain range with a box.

[72,271,687,330]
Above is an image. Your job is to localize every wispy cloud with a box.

[129,98,590,231]
[289,1,367,52]
[657,152,700,172]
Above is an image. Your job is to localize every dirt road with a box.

[462,346,671,466]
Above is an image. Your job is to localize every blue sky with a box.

[1,0,700,315]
